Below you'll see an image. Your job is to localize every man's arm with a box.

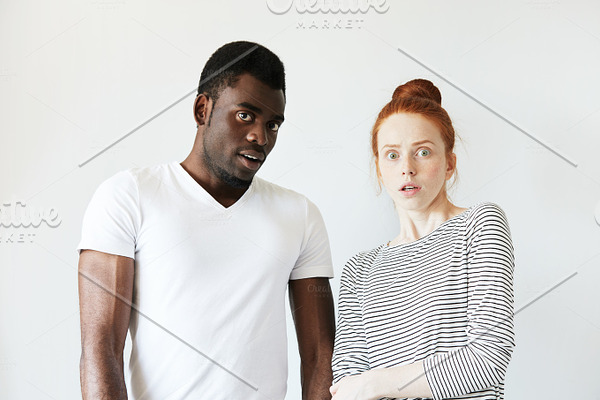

[289,277,336,400]
[78,249,134,400]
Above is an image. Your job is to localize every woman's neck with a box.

[389,196,466,246]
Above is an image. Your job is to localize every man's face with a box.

[200,73,285,188]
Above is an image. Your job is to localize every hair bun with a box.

[392,79,442,105]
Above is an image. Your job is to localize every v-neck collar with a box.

[172,162,257,213]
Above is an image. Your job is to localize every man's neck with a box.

[180,159,249,208]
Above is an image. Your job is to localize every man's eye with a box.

[238,112,253,122]
[387,152,399,160]
[417,149,430,157]
[268,122,280,132]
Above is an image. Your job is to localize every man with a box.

[78,41,335,400]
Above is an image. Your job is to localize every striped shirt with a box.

[332,203,515,400]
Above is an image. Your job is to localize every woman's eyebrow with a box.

[411,140,434,146]
[381,140,435,150]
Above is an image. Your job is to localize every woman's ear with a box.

[446,152,457,180]
[193,94,211,126]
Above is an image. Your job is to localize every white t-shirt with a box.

[78,162,333,400]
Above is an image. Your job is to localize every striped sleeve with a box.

[331,254,370,382]
[424,203,515,399]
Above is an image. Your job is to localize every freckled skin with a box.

[331,113,465,400]
[377,112,455,214]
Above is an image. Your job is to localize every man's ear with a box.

[194,94,212,126]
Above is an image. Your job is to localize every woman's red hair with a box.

[371,79,456,184]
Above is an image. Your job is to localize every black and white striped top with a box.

[332,203,515,400]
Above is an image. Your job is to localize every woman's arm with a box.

[331,204,515,400]
[331,256,371,382]
[330,360,433,399]
[423,204,514,398]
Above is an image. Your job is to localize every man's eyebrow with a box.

[237,102,284,122]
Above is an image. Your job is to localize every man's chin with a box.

[210,162,255,189]
[220,172,253,189]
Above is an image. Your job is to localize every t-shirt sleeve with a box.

[424,203,515,399]
[331,255,370,382]
[289,198,333,280]
[77,171,140,259]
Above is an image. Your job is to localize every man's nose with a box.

[247,125,268,146]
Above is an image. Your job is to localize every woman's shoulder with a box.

[464,202,509,225]
[352,243,389,263]
[463,202,512,241]
[341,245,386,276]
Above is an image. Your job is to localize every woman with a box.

[330,79,514,400]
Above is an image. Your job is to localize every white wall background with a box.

[1,0,600,398]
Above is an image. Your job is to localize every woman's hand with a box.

[329,362,433,400]
[329,370,381,400]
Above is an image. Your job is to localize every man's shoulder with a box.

[125,162,174,181]
[100,162,175,190]
[253,177,310,202]
[251,177,329,223]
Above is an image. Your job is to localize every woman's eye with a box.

[387,152,399,160]
[267,121,280,132]
[238,112,253,122]
[417,149,430,157]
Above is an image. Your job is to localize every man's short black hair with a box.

[197,41,286,103]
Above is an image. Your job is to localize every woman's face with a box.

[377,112,455,212]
